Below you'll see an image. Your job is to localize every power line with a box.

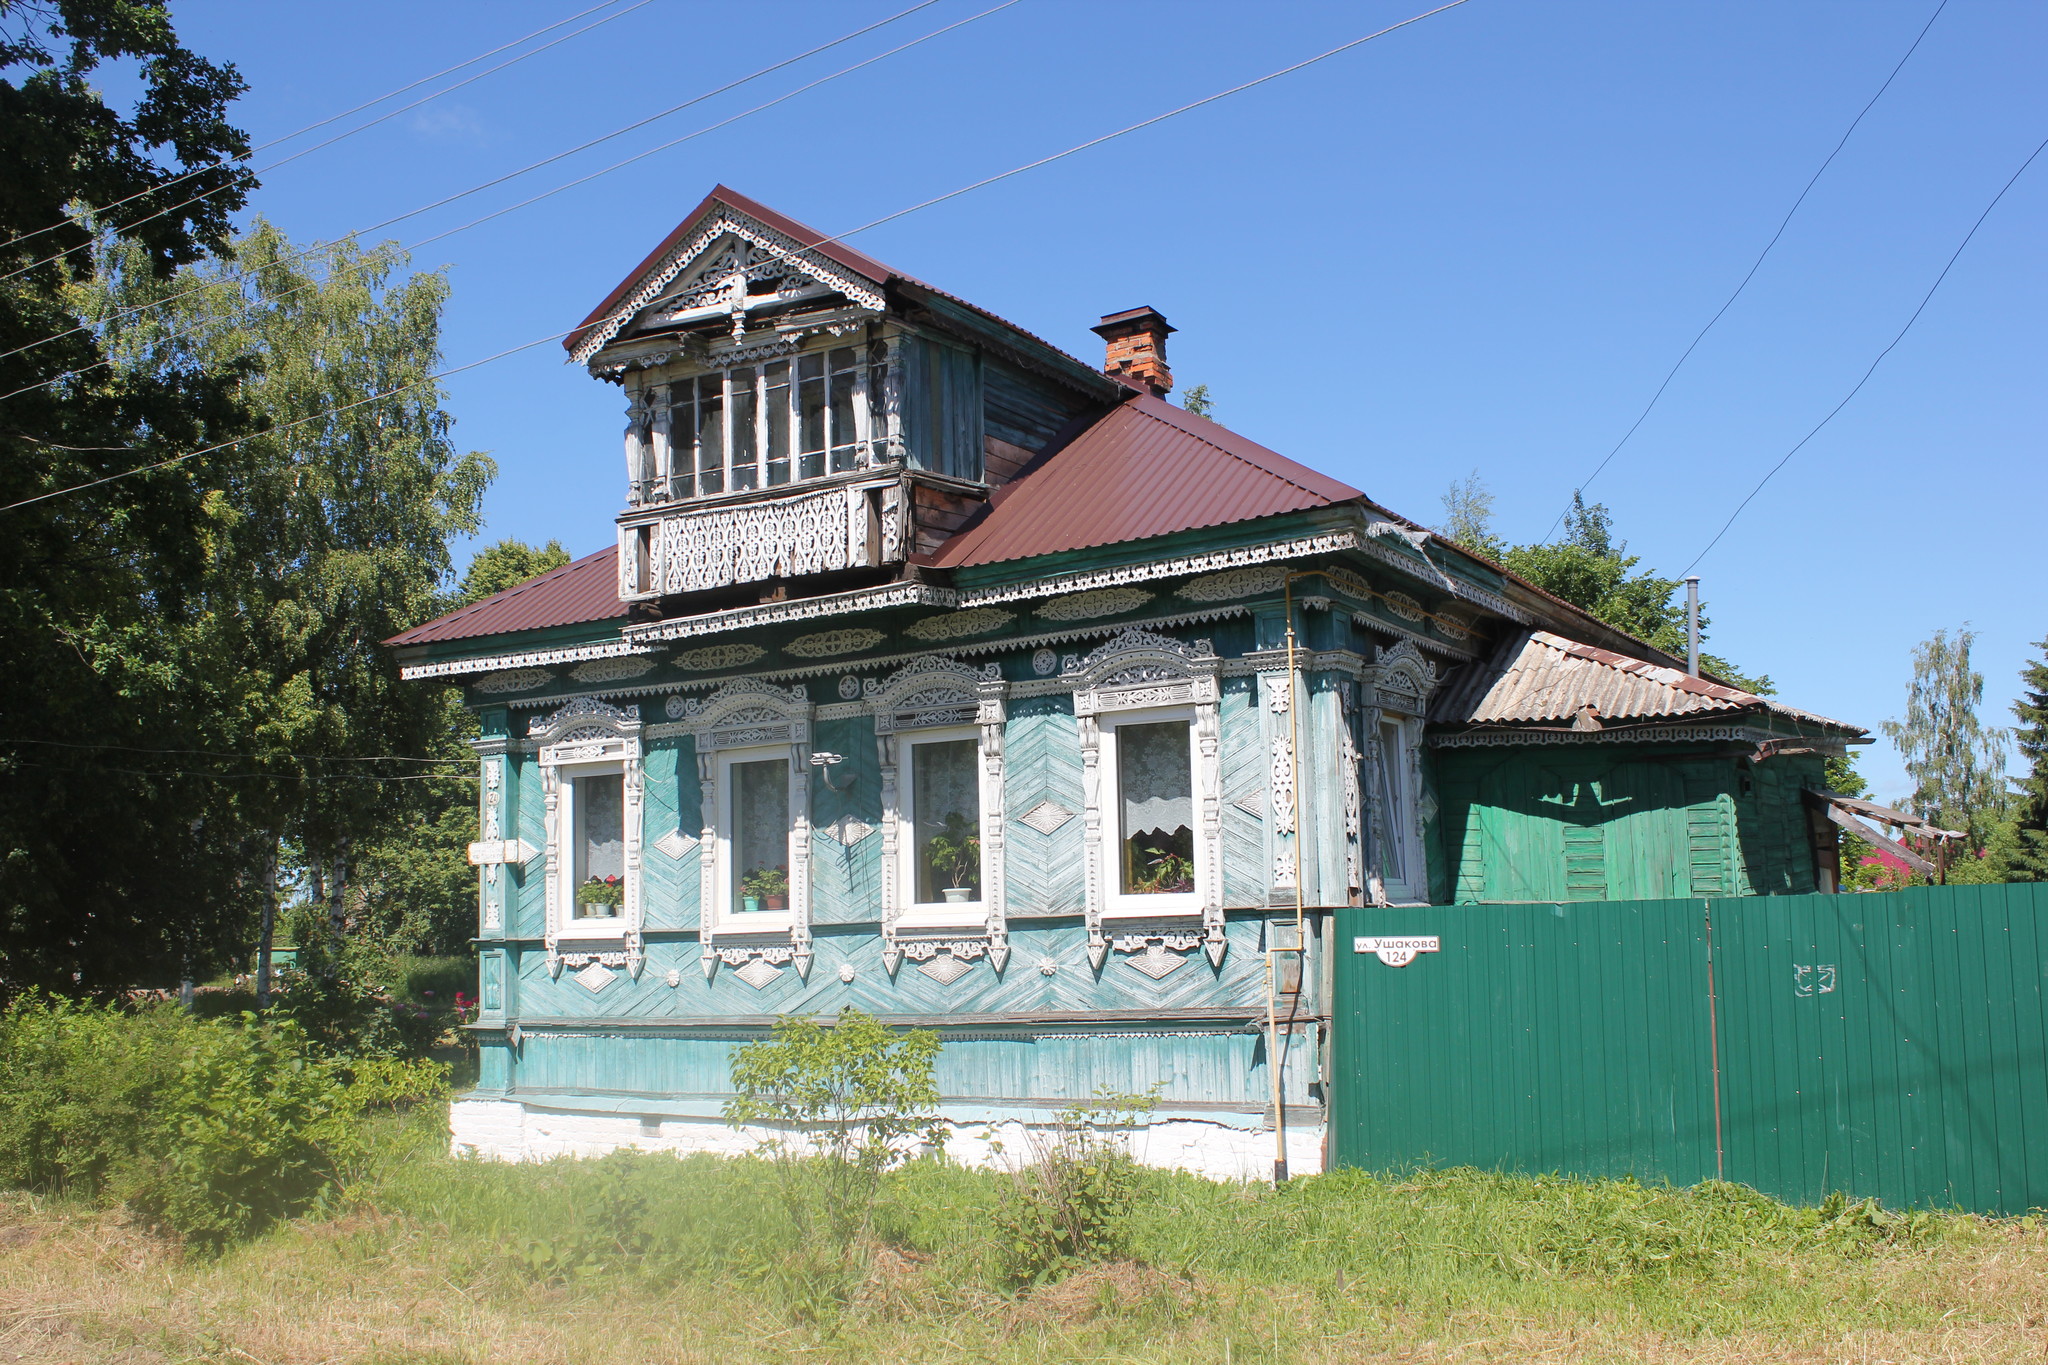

[0,0,951,369]
[4,0,1472,513]
[1537,0,1948,545]
[0,1,652,282]
[1681,130,2047,577]
[8,759,476,784]
[1,738,469,764]
[1,0,1011,407]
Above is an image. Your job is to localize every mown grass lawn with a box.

[5,1102,2047,1364]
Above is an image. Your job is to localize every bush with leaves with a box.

[0,994,443,1250]
[991,1087,1159,1286]
[723,1009,942,1252]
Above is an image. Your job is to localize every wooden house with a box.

[387,187,1867,1176]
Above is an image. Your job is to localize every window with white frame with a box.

[897,728,984,925]
[556,763,627,933]
[717,747,794,926]
[1376,715,1423,902]
[1102,711,1200,915]
[661,345,880,501]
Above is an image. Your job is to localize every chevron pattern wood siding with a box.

[1002,697,1085,916]
[640,743,694,930]
[499,916,1312,1110]
[809,715,884,923]
[512,755,546,940]
[1220,678,1267,909]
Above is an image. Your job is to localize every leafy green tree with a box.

[1179,383,1213,419]
[457,537,570,604]
[1880,627,2011,851]
[83,220,492,982]
[1994,637,2048,880]
[1438,480,1769,692]
[0,0,259,994]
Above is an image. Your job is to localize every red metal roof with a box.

[385,545,626,648]
[927,394,1365,569]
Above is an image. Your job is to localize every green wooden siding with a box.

[1436,749,1825,903]
[1331,884,2048,1216]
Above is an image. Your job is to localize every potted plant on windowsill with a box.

[576,874,624,917]
[1133,843,1195,895]
[925,812,981,904]
[741,864,789,913]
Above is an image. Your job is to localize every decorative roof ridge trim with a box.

[572,204,886,366]
[622,581,957,642]
[400,638,654,682]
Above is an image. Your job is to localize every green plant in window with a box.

[924,811,981,894]
[575,875,624,908]
[1132,844,1195,894]
[740,865,788,899]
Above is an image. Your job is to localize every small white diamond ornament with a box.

[1019,799,1075,835]
[574,962,615,993]
[1124,943,1189,980]
[915,953,976,985]
[732,957,784,990]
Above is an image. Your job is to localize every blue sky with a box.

[163,0,2046,800]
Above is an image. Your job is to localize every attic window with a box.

[659,345,880,501]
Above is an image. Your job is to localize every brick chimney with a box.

[1091,306,1174,396]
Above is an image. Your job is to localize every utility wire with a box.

[1537,0,1948,545]
[3,0,1471,513]
[0,0,635,256]
[1680,130,2048,576]
[0,1,653,284]
[1,0,1012,407]
[1,738,469,764]
[8,759,476,783]
[0,0,949,368]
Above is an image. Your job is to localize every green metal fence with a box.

[1329,884,2048,1215]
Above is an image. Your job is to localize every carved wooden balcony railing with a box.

[616,472,906,601]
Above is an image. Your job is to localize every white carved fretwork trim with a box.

[533,696,647,981]
[786,628,886,658]
[905,607,1014,641]
[1035,587,1154,621]
[624,582,954,642]
[1176,566,1288,602]
[570,206,887,365]
[407,640,657,683]
[674,643,766,672]
[473,668,554,694]
[1430,724,1781,749]
[874,657,1010,971]
[571,656,656,685]
[1067,628,1225,970]
[633,481,886,598]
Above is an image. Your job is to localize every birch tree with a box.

[1881,627,2011,847]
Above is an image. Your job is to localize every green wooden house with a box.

[388,187,1866,1176]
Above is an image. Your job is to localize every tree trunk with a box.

[256,850,279,1010]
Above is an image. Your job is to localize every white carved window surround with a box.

[674,679,815,978]
[894,726,989,930]
[868,655,1009,973]
[1365,641,1439,906]
[533,698,646,977]
[1100,708,1203,918]
[1067,629,1225,970]
[629,342,883,507]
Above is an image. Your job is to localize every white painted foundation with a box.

[450,1098,1324,1181]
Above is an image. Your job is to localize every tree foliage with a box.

[0,0,259,993]
[1435,480,1769,693]
[458,537,570,604]
[2008,637,2048,880]
[1880,627,2011,849]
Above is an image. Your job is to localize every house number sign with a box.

[1353,935,1440,967]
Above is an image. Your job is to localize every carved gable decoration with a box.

[573,207,887,366]
[1369,640,1440,715]
[1064,628,1220,717]
[679,677,811,750]
[866,655,1003,733]
[531,697,642,764]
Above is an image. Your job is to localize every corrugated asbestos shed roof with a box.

[928,394,1363,569]
[1433,631,1864,734]
[386,546,625,647]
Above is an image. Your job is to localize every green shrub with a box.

[724,1010,942,1253]
[991,1088,1157,1286]
[0,994,444,1250]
